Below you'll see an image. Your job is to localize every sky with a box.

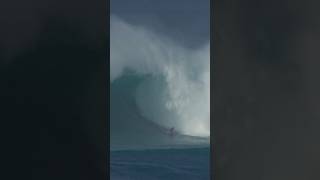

[110,0,210,48]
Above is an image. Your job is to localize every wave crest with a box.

[110,15,210,139]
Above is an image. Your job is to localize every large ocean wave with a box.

[110,15,210,149]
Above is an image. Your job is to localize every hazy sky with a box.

[110,0,210,48]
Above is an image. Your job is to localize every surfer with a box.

[169,127,177,138]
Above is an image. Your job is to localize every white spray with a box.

[110,15,210,137]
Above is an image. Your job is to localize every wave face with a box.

[110,16,210,150]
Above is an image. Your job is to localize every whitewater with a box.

[110,14,210,180]
[110,15,210,150]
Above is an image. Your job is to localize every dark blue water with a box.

[110,147,210,180]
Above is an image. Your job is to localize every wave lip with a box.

[110,15,210,149]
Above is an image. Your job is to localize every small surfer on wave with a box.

[169,127,177,138]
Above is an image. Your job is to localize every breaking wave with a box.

[110,15,210,149]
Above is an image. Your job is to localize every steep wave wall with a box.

[110,16,210,149]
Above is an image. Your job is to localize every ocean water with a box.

[110,147,210,180]
[110,16,210,180]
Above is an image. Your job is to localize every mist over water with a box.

[110,15,210,138]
